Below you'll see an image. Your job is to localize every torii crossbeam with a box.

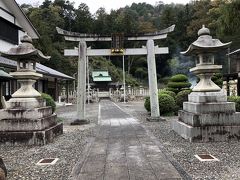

[57,25,175,123]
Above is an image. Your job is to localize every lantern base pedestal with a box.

[0,106,63,145]
[0,123,63,145]
[5,97,46,109]
[172,91,240,142]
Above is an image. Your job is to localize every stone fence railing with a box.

[59,87,150,104]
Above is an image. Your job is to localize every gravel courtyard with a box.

[1,100,240,179]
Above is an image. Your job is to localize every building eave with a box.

[4,0,40,39]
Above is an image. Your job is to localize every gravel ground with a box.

[2,101,240,180]
[0,103,99,180]
[118,101,240,180]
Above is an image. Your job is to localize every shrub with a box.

[144,94,176,115]
[158,94,176,115]
[144,96,150,112]
[167,74,191,93]
[228,96,240,112]
[170,74,188,82]
[158,89,176,99]
[41,93,56,112]
[176,90,192,108]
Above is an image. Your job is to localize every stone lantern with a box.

[0,34,63,145]
[183,25,231,92]
[172,25,240,142]
[2,34,49,108]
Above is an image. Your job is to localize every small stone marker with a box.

[0,158,7,180]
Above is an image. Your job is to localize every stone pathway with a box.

[70,100,182,180]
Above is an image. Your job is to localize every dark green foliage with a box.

[170,74,188,82]
[41,93,56,112]
[167,74,191,93]
[211,73,223,88]
[144,94,176,115]
[90,57,139,86]
[228,96,240,112]
[144,96,150,112]
[176,90,192,108]
[158,94,176,115]
[158,89,176,99]
[167,81,191,89]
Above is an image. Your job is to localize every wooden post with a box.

[66,80,69,103]
[54,78,58,101]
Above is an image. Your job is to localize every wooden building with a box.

[0,0,73,104]
[91,70,112,91]
[223,49,240,96]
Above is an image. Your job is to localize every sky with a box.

[16,0,189,14]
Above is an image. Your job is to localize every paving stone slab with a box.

[70,100,184,180]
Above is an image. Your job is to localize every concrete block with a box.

[179,110,240,126]
[0,114,57,131]
[172,119,240,142]
[0,122,63,145]
[7,97,46,109]
[171,119,201,141]
[183,102,235,114]
[188,91,227,103]
[0,107,52,120]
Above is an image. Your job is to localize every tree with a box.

[53,0,75,30]
[167,74,191,93]
[93,8,108,34]
[216,0,240,48]
[187,0,212,37]
[73,3,93,33]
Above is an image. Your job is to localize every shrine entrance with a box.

[56,25,175,123]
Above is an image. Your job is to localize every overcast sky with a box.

[16,0,189,14]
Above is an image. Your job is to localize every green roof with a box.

[92,70,112,82]
[0,69,13,81]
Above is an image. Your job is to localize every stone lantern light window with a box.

[197,53,214,65]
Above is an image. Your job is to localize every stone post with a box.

[139,85,143,95]
[72,41,89,125]
[146,39,165,121]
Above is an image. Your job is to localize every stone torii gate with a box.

[56,25,175,123]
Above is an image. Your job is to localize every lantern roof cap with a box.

[0,33,50,61]
[181,25,231,56]
[198,25,210,36]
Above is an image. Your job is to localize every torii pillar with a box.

[147,39,164,121]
